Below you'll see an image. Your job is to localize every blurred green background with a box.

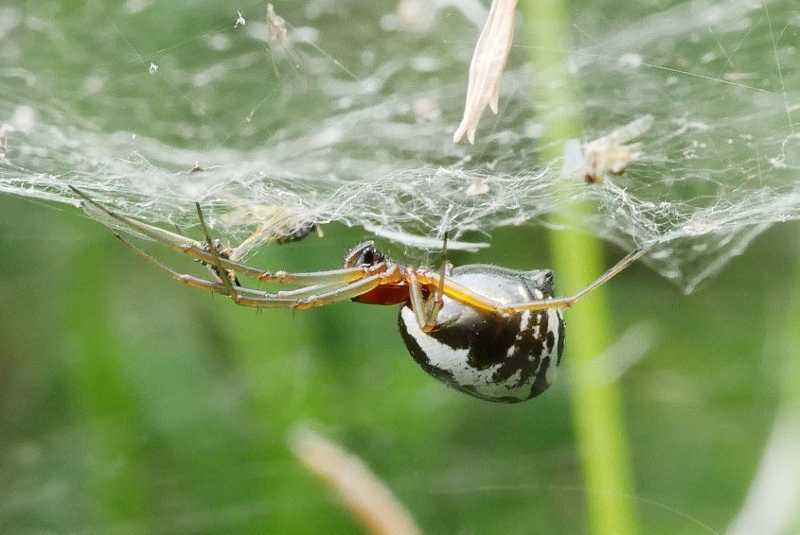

[1,1,797,534]
[1,194,793,534]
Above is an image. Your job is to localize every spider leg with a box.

[504,242,656,312]
[113,229,401,309]
[72,186,381,285]
[428,233,448,323]
[403,234,451,333]
[111,230,245,297]
[412,242,656,316]
[194,201,239,299]
[73,186,212,257]
[415,270,502,315]
[112,231,287,300]
[406,270,430,331]
[271,282,357,299]
[235,265,404,309]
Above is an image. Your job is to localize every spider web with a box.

[0,0,798,292]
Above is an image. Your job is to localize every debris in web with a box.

[453,0,518,144]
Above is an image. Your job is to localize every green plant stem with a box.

[519,1,639,534]
[782,227,800,430]
[775,228,800,533]
[551,228,638,535]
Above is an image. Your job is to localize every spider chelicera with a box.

[72,187,653,403]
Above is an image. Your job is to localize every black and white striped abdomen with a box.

[398,265,565,403]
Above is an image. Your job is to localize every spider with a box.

[71,187,653,403]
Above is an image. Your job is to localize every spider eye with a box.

[343,241,386,268]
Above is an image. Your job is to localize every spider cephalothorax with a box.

[72,186,652,403]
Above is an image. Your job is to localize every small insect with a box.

[581,114,655,183]
[71,187,652,403]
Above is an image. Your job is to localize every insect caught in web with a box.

[71,187,653,403]
[579,114,655,183]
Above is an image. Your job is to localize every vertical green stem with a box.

[777,233,800,533]
[781,229,800,430]
[519,1,639,534]
[550,228,638,535]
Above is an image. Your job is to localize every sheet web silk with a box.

[0,0,798,292]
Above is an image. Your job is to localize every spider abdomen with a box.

[398,266,565,403]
